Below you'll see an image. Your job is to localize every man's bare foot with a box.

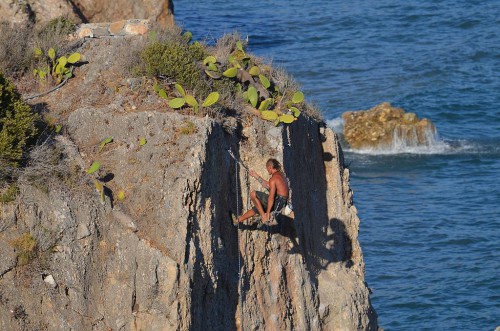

[231,213,239,226]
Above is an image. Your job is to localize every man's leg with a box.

[237,209,256,223]
[251,191,266,219]
[233,191,266,225]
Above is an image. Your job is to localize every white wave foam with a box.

[344,141,452,155]
[343,137,499,156]
[326,117,344,134]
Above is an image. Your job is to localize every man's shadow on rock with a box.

[236,214,301,254]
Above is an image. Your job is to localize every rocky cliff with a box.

[0,0,174,28]
[0,25,377,330]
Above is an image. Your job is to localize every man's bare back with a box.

[269,171,288,198]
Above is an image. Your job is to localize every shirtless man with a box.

[233,158,289,225]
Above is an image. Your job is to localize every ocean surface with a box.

[174,1,500,330]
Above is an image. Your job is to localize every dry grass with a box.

[150,23,185,44]
[212,32,244,66]
[18,137,83,193]
[178,121,197,135]
[0,17,76,73]
[269,65,300,95]
[0,22,34,77]
[34,17,76,56]
[10,233,37,266]
[304,102,324,121]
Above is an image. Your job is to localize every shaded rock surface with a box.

[0,33,377,330]
[0,0,174,27]
[342,102,436,150]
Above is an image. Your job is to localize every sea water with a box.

[175,1,500,330]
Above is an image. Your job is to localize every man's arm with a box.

[250,170,269,190]
[266,177,276,215]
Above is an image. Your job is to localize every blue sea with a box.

[174,1,500,330]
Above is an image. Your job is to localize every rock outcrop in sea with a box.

[0,21,378,331]
[342,102,437,150]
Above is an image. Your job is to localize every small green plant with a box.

[10,233,37,266]
[33,47,81,83]
[139,137,147,146]
[86,161,100,174]
[117,190,126,201]
[154,83,219,113]
[0,73,39,166]
[179,121,197,135]
[0,183,19,203]
[94,180,105,204]
[182,31,193,43]
[98,137,113,152]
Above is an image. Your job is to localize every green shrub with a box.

[40,17,76,37]
[0,72,39,166]
[0,183,19,203]
[141,39,210,96]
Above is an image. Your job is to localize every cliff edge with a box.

[0,26,378,330]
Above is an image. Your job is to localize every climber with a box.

[232,158,289,226]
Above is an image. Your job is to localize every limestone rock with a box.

[73,0,174,28]
[43,274,57,288]
[73,19,151,40]
[76,223,90,239]
[0,0,174,28]
[0,231,17,277]
[112,210,138,232]
[342,102,436,150]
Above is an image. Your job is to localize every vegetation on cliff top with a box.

[0,17,322,124]
[0,72,39,167]
[0,17,77,78]
[0,19,324,202]
[138,26,322,123]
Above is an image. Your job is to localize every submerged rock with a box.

[342,102,436,150]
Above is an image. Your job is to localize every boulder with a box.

[342,102,436,150]
[71,0,174,27]
[0,0,174,28]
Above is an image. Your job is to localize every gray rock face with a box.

[0,35,377,330]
